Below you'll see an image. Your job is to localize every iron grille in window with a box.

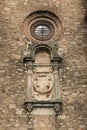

[35,25,51,40]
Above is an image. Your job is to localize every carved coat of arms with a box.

[33,73,54,94]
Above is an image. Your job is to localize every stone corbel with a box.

[24,102,33,113]
[24,102,33,130]
[22,42,34,65]
[54,103,62,116]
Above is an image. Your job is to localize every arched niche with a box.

[33,45,52,64]
[32,45,54,100]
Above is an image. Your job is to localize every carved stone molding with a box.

[24,100,62,114]
[23,10,63,44]
[23,42,62,118]
[24,102,33,113]
[54,103,62,115]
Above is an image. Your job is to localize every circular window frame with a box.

[23,10,63,43]
[30,20,55,41]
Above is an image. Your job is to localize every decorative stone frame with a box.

[23,42,62,112]
[23,10,63,43]
[33,44,53,61]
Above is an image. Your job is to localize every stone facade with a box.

[0,0,87,130]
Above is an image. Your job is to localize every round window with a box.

[35,25,51,40]
[23,10,63,43]
[30,20,55,41]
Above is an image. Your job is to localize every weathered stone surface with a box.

[33,115,56,130]
[11,54,21,62]
[0,0,87,130]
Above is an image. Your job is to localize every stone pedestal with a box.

[33,108,56,130]
[24,101,62,130]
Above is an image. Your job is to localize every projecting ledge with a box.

[23,99,62,115]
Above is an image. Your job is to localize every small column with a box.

[22,42,33,101]
[53,62,59,99]
[27,64,33,100]
[52,43,62,100]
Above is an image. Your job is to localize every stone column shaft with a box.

[27,66,32,100]
[54,63,59,99]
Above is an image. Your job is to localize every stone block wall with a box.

[0,0,87,130]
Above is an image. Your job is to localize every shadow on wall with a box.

[85,12,87,24]
[82,0,87,24]
[82,0,87,61]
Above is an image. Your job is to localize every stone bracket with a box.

[24,102,33,113]
[24,100,62,115]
